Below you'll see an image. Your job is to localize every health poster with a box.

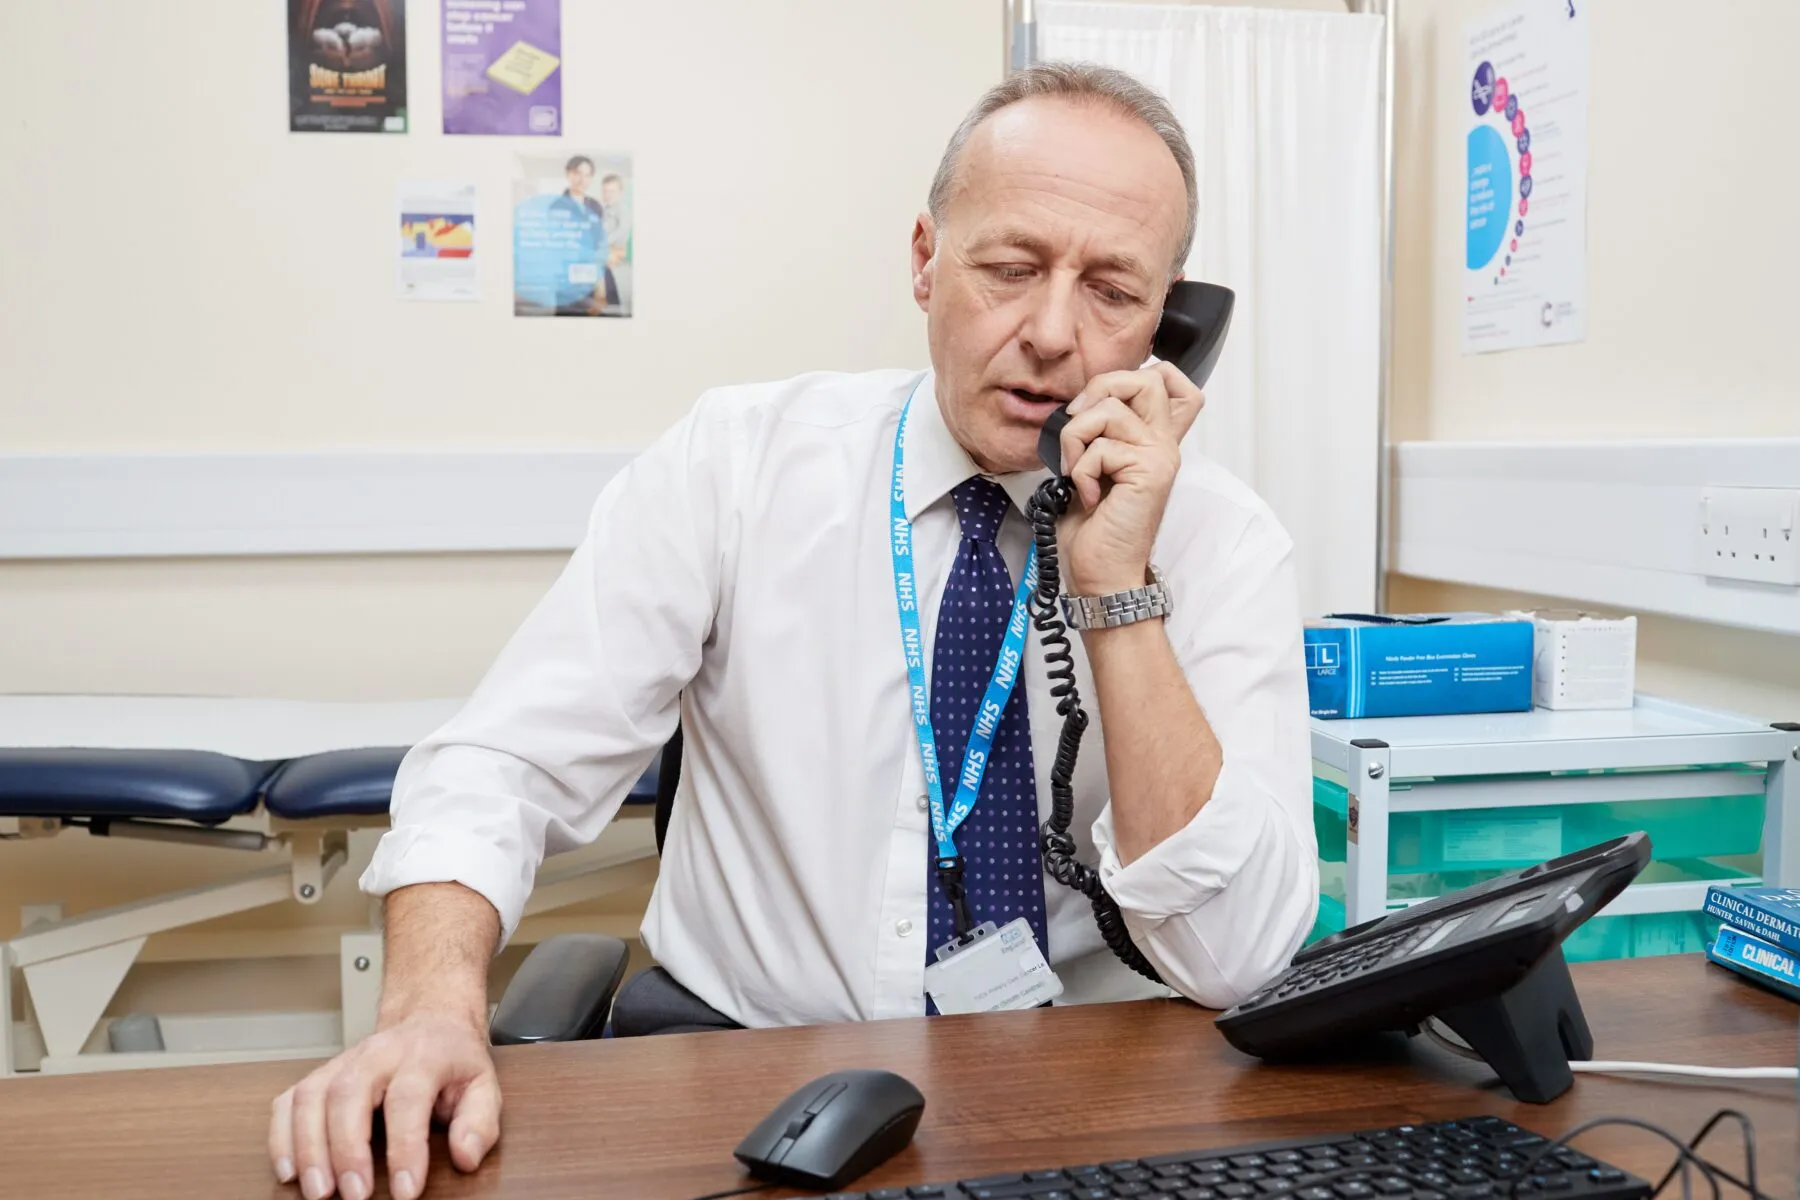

[288,0,408,133]
[398,182,479,302]
[513,154,634,318]
[1463,0,1587,353]
[443,0,562,136]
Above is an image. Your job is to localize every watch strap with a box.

[1060,566,1173,630]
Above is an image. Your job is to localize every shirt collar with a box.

[901,370,1055,522]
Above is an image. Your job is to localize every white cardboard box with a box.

[1508,609,1637,710]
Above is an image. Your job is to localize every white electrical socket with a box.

[1698,486,1800,586]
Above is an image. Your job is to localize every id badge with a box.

[924,917,1064,1015]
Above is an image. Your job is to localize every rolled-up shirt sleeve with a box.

[358,402,728,945]
[1089,510,1319,1010]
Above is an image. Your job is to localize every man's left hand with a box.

[1054,362,1205,597]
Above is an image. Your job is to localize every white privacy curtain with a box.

[1039,3,1385,616]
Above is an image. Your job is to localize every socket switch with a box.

[1698,486,1800,586]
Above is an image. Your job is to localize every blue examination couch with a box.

[0,709,662,1075]
[0,745,660,825]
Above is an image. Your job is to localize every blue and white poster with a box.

[1463,0,1587,353]
[512,153,634,317]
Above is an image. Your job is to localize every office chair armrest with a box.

[489,933,630,1045]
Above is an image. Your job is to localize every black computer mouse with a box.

[733,1067,925,1190]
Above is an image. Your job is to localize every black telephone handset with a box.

[1037,280,1236,475]
[1022,281,1235,984]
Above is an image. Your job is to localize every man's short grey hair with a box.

[927,62,1197,276]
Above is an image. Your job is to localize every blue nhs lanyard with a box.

[889,389,1037,869]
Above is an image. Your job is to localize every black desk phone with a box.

[1021,282,1235,983]
[1216,833,1653,1103]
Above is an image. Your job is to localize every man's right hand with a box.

[270,881,506,1200]
[269,1008,500,1200]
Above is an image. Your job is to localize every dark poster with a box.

[288,0,408,133]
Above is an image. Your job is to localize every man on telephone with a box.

[269,63,1317,1200]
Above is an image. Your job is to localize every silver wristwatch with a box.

[1060,565,1173,630]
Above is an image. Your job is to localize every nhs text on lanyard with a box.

[888,391,1037,888]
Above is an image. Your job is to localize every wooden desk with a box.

[3,956,1793,1199]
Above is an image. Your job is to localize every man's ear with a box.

[910,213,937,312]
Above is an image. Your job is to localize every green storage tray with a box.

[1304,761,1768,963]
[1313,775,1765,877]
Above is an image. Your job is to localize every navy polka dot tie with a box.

[925,477,1049,983]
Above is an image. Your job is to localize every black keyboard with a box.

[821,1116,1651,1200]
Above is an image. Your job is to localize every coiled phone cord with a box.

[1027,476,1164,985]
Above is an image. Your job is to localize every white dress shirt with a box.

[361,368,1319,1024]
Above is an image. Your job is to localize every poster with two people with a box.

[512,154,634,318]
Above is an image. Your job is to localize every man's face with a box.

[911,97,1187,473]
[601,179,623,206]
[567,163,594,196]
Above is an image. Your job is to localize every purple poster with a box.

[442,0,561,135]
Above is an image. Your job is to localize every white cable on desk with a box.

[1422,1018,1797,1080]
[1569,1061,1797,1080]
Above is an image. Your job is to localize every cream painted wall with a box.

[1110,0,1348,8]
[0,552,566,700]
[1391,0,1800,444]
[1,0,997,454]
[0,0,999,702]
[1387,0,1800,721]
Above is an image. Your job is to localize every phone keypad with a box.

[1234,923,1440,1011]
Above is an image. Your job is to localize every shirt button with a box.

[895,919,914,937]
[916,795,929,812]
